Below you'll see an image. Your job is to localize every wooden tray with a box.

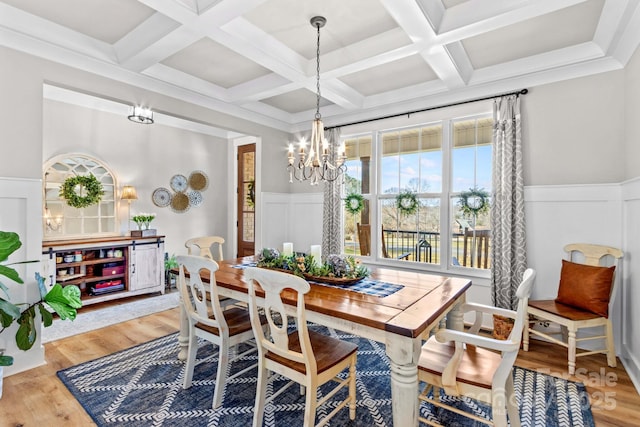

[303,273,364,286]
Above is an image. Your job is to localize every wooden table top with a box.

[179,256,472,339]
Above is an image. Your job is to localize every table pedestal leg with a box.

[386,334,422,427]
[446,296,466,331]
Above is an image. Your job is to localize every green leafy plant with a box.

[256,248,368,281]
[132,213,156,230]
[0,231,82,366]
[164,253,178,287]
[164,253,178,271]
[59,174,104,209]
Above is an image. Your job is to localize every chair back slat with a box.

[244,267,315,371]
[177,255,226,332]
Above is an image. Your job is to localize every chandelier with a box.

[128,106,154,124]
[288,16,346,185]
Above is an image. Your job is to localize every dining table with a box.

[175,256,472,427]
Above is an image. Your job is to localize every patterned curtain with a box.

[322,127,342,260]
[491,95,527,310]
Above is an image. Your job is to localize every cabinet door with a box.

[129,243,164,291]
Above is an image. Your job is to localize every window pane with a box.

[452,118,492,192]
[379,197,440,264]
[381,125,442,194]
[451,117,492,269]
[343,135,372,256]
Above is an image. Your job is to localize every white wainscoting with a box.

[270,184,639,393]
[621,177,640,392]
[0,177,45,376]
[259,192,323,254]
[523,183,634,366]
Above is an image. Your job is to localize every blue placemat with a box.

[230,262,403,298]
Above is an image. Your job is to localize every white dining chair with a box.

[178,255,263,409]
[244,267,357,427]
[185,235,240,309]
[418,268,536,427]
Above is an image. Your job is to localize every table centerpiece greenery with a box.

[0,231,82,367]
[256,248,369,285]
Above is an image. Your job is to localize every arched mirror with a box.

[43,154,118,239]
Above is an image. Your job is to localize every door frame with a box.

[228,136,262,258]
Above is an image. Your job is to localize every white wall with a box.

[523,70,626,185]
[43,100,228,258]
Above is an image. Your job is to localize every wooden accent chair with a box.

[356,222,371,256]
[357,223,410,260]
[244,267,357,427]
[523,244,623,375]
[462,229,490,269]
[177,255,263,408]
[418,268,536,427]
[185,236,225,261]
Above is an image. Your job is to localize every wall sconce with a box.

[121,185,138,234]
[44,205,63,231]
[128,106,154,124]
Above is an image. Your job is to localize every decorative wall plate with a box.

[152,187,172,207]
[170,174,188,192]
[170,192,190,213]
[188,190,203,207]
[189,171,209,191]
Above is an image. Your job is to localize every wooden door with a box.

[237,144,255,257]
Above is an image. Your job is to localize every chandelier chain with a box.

[286,16,346,185]
[315,21,321,120]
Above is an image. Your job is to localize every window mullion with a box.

[441,119,452,269]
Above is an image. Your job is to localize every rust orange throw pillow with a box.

[555,260,615,318]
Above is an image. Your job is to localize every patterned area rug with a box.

[57,326,595,427]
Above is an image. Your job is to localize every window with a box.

[342,114,493,271]
[43,154,118,238]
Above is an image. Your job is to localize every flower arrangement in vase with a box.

[131,213,157,237]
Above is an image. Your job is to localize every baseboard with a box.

[621,343,640,395]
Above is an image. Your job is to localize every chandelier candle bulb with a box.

[283,242,293,257]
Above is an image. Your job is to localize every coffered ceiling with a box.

[1,0,639,134]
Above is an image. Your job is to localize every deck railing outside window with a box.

[345,228,491,269]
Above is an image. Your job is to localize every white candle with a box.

[310,245,322,265]
[283,242,293,257]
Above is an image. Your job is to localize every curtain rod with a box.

[325,88,528,130]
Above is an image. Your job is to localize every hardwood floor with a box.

[1,306,639,426]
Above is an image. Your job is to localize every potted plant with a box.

[164,253,178,288]
[0,231,82,396]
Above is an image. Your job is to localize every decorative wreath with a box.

[458,187,490,216]
[59,174,104,209]
[396,191,419,216]
[344,193,365,215]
